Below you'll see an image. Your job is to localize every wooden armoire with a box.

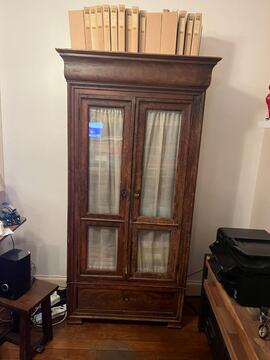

[57,49,220,327]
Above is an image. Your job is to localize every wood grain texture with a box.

[0,299,211,360]
[58,50,220,325]
[56,49,221,89]
[0,280,57,313]
[203,259,270,360]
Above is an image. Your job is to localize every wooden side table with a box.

[199,256,270,360]
[0,279,58,360]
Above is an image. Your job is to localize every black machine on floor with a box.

[209,227,270,339]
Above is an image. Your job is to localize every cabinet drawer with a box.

[77,288,178,316]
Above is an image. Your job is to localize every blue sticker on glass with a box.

[89,122,104,138]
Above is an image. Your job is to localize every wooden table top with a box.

[205,259,270,360]
[0,279,58,313]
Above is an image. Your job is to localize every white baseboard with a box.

[35,275,67,288]
[35,275,202,296]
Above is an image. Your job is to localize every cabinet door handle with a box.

[120,189,128,198]
[123,296,129,302]
[134,192,140,199]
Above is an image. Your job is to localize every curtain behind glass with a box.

[140,110,181,218]
[87,227,118,271]
[88,107,123,214]
[137,230,170,273]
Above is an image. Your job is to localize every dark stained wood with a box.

[0,279,57,313]
[41,297,53,343]
[1,298,211,360]
[56,49,221,89]
[201,258,270,360]
[19,313,31,360]
[0,280,58,360]
[57,49,220,325]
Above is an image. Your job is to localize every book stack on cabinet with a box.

[69,5,203,56]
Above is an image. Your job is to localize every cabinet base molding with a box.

[67,316,83,325]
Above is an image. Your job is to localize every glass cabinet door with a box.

[131,100,191,280]
[88,107,123,215]
[78,97,133,278]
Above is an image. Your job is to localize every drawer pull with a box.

[123,296,129,302]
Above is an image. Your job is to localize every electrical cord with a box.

[32,311,67,328]
[9,234,15,249]
[187,268,203,278]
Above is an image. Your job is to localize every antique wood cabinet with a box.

[57,49,220,327]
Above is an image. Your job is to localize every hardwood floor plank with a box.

[0,298,211,360]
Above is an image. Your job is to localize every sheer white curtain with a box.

[138,110,181,273]
[137,231,170,273]
[87,227,118,270]
[88,107,123,214]
[140,110,181,218]
[87,107,123,271]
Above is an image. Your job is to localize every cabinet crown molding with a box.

[56,49,221,89]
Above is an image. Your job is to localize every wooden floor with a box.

[0,298,211,360]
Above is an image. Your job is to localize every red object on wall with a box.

[266,85,270,119]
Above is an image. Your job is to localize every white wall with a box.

[0,0,269,282]
[251,130,270,232]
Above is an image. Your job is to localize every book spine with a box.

[96,5,104,50]
[84,7,92,50]
[90,6,98,50]
[131,6,139,52]
[190,13,202,56]
[176,11,187,55]
[125,8,132,52]
[184,13,195,55]
[139,10,146,53]
[103,5,111,51]
[110,5,118,51]
[118,4,125,52]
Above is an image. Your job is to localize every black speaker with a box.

[0,249,31,299]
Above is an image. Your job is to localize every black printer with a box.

[209,227,270,307]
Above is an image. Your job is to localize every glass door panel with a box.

[130,99,190,282]
[87,227,118,271]
[78,96,133,280]
[88,107,124,215]
[140,110,181,218]
[137,230,170,273]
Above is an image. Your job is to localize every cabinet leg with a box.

[67,316,83,325]
[167,321,182,329]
